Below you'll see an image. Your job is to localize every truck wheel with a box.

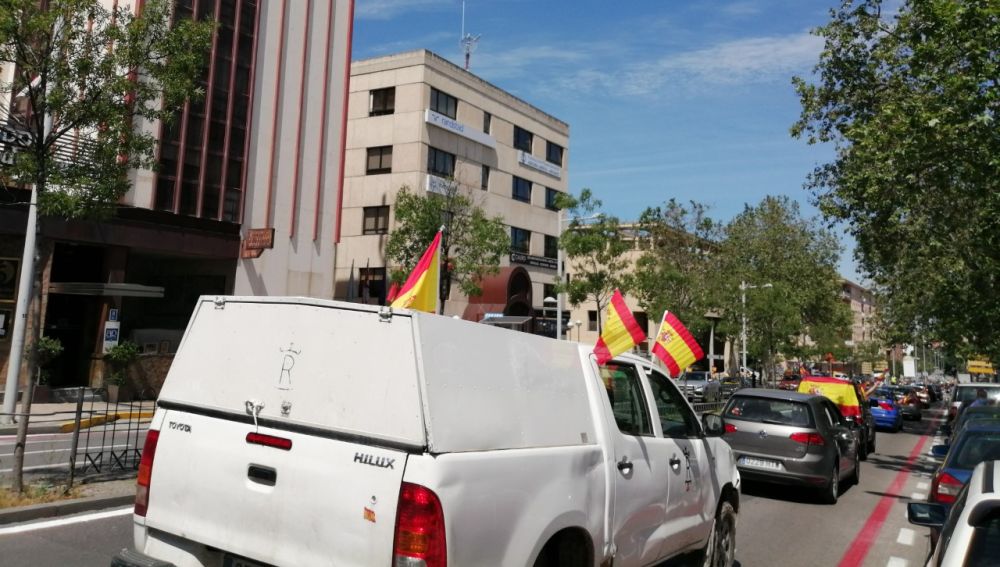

[821,465,839,505]
[700,500,736,567]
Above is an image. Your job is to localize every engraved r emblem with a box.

[277,343,300,390]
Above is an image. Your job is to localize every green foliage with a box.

[31,335,63,385]
[104,340,140,385]
[555,189,633,329]
[0,0,213,218]
[715,196,852,373]
[792,0,1000,361]
[385,183,509,304]
[629,199,722,335]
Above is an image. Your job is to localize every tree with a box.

[385,183,509,312]
[792,0,1000,360]
[630,198,722,336]
[556,189,633,333]
[715,196,852,383]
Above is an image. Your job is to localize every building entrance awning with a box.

[47,282,165,298]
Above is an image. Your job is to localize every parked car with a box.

[908,460,1000,567]
[929,421,1000,504]
[868,391,903,432]
[112,296,742,567]
[679,370,722,402]
[777,375,802,391]
[799,376,876,459]
[720,389,860,504]
[719,376,744,398]
[880,386,922,420]
[943,406,1000,444]
[948,383,1000,422]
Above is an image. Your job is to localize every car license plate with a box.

[739,456,782,471]
[223,554,271,567]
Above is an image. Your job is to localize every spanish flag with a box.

[390,230,442,313]
[651,311,704,377]
[593,289,647,365]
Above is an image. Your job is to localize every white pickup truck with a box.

[112,296,740,567]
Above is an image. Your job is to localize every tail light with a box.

[393,482,446,567]
[789,432,825,446]
[135,429,160,517]
[879,401,894,411]
[724,424,738,434]
[930,471,963,504]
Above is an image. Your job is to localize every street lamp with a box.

[704,310,722,377]
[555,211,599,340]
[543,296,556,337]
[741,280,773,387]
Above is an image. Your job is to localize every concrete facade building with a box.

[338,50,569,321]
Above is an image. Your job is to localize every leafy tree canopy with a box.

[385,183,509,305]
[792,0,1000,360]
[0,0,213,217]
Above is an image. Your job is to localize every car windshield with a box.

[724,397,814,427]
[950,431,1000,469]
[955,386,1000,403]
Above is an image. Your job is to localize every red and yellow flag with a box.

[390,230,441,313]
[593,289,647,365]
[798,376,862,419]
[651,311,704,377]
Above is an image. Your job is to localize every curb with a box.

[0,493,134,525]
[0,411,154,436]
[0,423,66,436]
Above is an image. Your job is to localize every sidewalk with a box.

[0,478,137,525]
[0,401,155,436]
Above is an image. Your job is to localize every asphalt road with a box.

[0,407,944,567]
[0,425,148,476]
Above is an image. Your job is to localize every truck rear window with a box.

[724,397,814,427]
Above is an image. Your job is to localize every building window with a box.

[358,267,387,305]
[544,235,559,259]
[588,310,598,332]
[369,87,395,116]
[511,227,530,254]
[483,111,491,133]
[514,126,533,152]
[545,188,560,211]
[546,141,563,166]
[427,147,455,177]
[512,176,532,203]
[366,146,392,174]
[362,206,390,235]
[481,165,490,190]
[430,87,457,119]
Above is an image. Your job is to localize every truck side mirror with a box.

[702,413,724,437]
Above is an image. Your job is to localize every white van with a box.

[113,296,740,567]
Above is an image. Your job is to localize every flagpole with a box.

[436,225,444,315]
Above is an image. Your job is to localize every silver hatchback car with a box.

[720,389,861,504]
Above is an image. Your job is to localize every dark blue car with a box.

[868,391,903,432]
[930,421,1000,504]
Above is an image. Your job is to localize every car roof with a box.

[962,461,1000,513]
[957,383,1000,389]
[960,421,1000,433]
[730,389,817,402]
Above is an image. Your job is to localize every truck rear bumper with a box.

[111,548,176,567]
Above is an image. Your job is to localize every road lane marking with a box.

[887,557,908,567]
[911,492,926,500]
[837,419,936,567]
[916,482,929,490]
[0,506,132,536]
[897,528,915,546]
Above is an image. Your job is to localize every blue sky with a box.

[352,0,863,280]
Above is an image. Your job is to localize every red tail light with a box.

[394,482,447,567]
[246,432,293,451]
[135,429,160,517]
[931,471,963,504]
[724,424,738,433]
[789,432,825,446]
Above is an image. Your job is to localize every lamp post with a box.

[543,296,556,337]
[704,310,722,377]
[555,211,599,340]
[741,280,773,387]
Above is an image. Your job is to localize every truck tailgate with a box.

[144,409,409,566]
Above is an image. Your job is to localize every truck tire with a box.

[700,500,736,567]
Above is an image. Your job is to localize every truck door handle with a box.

[617,456,633,473]
[248,464,277,486]
[669,456,682,469]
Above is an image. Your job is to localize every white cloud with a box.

[355,0,452,20]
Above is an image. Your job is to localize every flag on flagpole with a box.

[593,289,647,365]
[651,311,704,377]
[390,230,442,313]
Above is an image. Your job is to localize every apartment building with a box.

[338,50,569,321]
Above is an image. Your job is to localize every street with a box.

[0,406,945,567]
[0,425,148,476]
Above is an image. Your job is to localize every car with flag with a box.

[114,295,741,567]
[798,376,876,460]
[868,389,904,432]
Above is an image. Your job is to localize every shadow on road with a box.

[741,479,863,504]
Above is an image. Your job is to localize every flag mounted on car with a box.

[651,311,704,377]
[390,230,442,313]
[593,289,647,365]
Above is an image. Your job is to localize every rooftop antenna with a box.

[460,1,480,71]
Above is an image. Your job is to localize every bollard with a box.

[66,386,85,492]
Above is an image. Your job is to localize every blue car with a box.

[930,421,1000,504]
[868,392,903,432]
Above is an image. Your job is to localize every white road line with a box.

[887,556,908,567]
[912,492,927,500]
[0,506,132,536]
[897,528,916,546]
[917,482,929,490]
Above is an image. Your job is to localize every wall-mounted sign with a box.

[426,174,451,196]
[425,110,496,149]
[102,319,121,354]
[518,151,561,179]
[241,228,275,259]
[0,308,11,339]
[510,252,558,270]
[0,125,31,167]
[0,258,18,301]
